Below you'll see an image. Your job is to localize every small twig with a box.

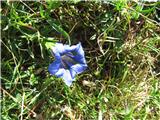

[69,22,79,34]
[20,92,25,120]
[19,0,36,14]
[27,99,46,119]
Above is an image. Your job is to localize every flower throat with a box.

[61,53,77,69]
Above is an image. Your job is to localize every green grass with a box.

[1,1,160,120]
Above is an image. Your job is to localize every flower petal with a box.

[48,61,61,75]
[54,69,74,86]
[69,69,77,79]
[51,47,61,60]
[62,70,74,86]
[75,43,85,56]
[71,64,87,74]
[73,43,87,64]
[53,43,65,54]
[55,68,65,77]
[73,56,87,64]
[64,44,78,52]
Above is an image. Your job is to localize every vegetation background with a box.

[1,0,160,120]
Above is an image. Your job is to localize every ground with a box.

[1,1,160,120]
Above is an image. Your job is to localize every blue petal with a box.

[73,43,87,64]
[64,44,78,52]
[63,70,74,86]
[51,47,61,60]
[53,43,65,54]
[75,43,85,56]
[58,69,74,86]
[54,69,74,86]
[73,56,87,64]
[55,68,65,77]
[69,69,77,78]
[71,64,87,74]
[48,61,61,75]
[54,43,78,55]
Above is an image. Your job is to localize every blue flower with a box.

[48,42,87,86]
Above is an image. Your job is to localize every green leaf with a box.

[39,5,45,18]
[46,0,61,10]
[47,20,71,45]
[45,41,55,50]
[43,37,57,49]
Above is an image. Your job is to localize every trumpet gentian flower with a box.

[48,42,87,86]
